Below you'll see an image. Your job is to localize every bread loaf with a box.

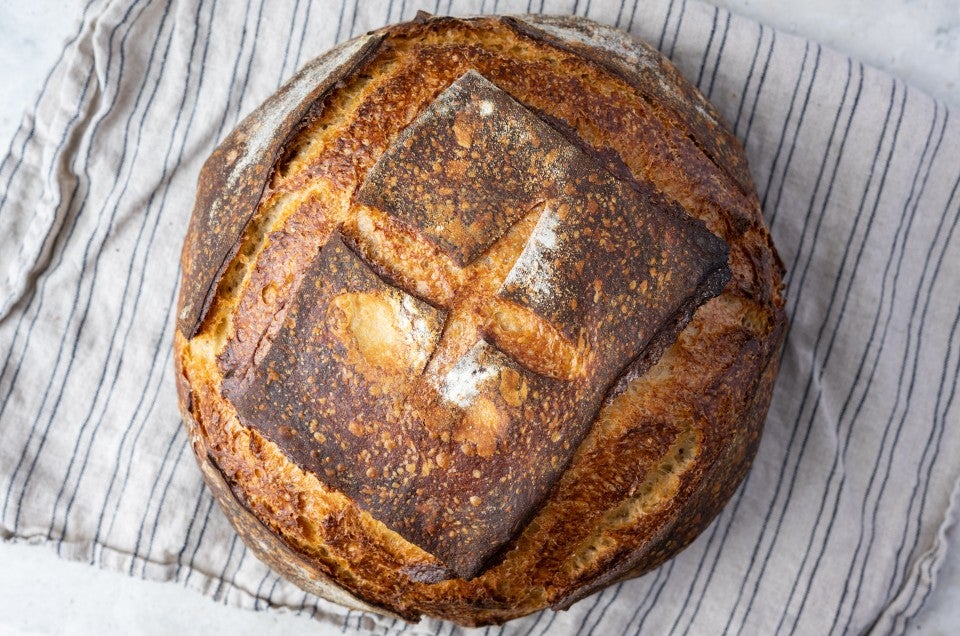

[174,13,786,626]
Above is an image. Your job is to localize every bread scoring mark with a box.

[227,37,378,190]
[177,34,382,336]
[344,204,462,307]
[229,67,731,581]
[499,203,562,304]
[357,70,572,267]
[337,70,728,577]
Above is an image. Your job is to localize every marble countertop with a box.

[1,1,957,634]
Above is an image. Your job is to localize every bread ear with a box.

[177,34,383,338]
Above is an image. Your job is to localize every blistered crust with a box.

[176,34,384,337]
[174,13,786,626]
[222,70,729,579]
[504,15,756,198]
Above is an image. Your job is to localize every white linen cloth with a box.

[1,1,958,634]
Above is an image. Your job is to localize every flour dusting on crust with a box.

[438,341,500,408]
[226,35,376,189]
[517,15,717,125]
[500,204,562,304]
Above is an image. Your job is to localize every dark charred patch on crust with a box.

[356,71,550,266]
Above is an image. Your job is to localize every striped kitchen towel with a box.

[1,0,958,634]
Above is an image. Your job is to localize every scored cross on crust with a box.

[228,71,730,579]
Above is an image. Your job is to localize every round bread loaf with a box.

[174,13,786,626]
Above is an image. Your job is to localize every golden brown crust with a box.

[174,14,787,626]
[176,34,384,337]
[223,69,731,579]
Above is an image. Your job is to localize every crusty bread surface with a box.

[174,13,786,626]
